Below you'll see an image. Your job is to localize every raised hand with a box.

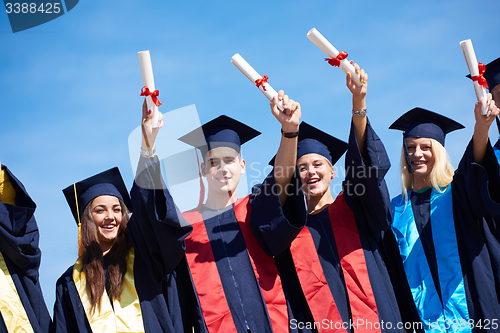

[475,93,499,128]
[347,62,367,112]
[271,90,301,132]
[141,98,164,152]
[473,93,499,163]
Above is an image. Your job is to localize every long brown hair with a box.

[80,198,131,313]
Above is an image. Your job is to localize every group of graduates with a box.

[1,54,500,333]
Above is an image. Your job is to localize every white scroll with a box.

[460,39,488,115]
[138,50,161,127]
[307,28,362,86]
[231,53,284,111]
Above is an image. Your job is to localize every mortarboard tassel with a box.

[73,183,84,257]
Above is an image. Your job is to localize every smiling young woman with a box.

[384,98,500,332]
[400,136,454,195]
[251,64,405,332]
[79,192,130,313]
[51,100,195,333]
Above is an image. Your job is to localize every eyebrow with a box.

[93,204,121,209]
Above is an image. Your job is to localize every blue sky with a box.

[1,0,499,314]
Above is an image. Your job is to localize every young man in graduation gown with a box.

[0,161,51,333]
[251,65,404,333]
[382,99,500,332]
[171,93,301,333]
[51,104,195,333]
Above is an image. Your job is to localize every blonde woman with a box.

[384,98,500,332]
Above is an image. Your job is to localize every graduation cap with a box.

[178,115,260,208]
[466,57,500,93]
[62,167,132,226]
[269,122,348,166]
[389,107,464,172]
[178,115,261,158]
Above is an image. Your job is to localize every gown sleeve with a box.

[452,138,500,223]
[51,267,91,333]
[127,155,193,282]
[0,166,51,333]
[343,118,392,237]
[249,170,307,256]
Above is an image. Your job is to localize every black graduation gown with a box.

[51,156,196,333]
[0,165,51,333]
[128,161,282,332]
[494,139,500,163]
[251,120,403,333]
[382,139,500,332]
[184,200,282,333]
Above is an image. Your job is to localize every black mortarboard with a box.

[389,107,464,172]
[62,167,132,226]
[466,57,500,92]
[178,115,261,157]
[389,107,464,146]
[269,122,348,166]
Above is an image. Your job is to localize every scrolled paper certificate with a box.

[138,50,161,127]
[307,28,362,87]
[460,39,488,115]
[231,53,284,111]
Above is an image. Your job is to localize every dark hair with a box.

[80,197,131,313]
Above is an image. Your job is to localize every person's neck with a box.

[412,175,431,192]
[100,243,112,256]
[307,191,335,215]
[204,189,239,210]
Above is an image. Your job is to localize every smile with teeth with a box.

[307,178,320,184]
[412,161,427,165]
[101,225,116,230]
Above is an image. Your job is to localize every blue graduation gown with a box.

[51,156,197,333]
[382,139,500,332]
[251,120,403,333]
[0,165,51,333]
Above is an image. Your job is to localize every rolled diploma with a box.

[138,50,160,127]
[307,28,362,87]
[460,39,488,115]
[231,53,284,111]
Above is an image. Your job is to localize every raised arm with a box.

[346,62,368,156]
[473,93,500,164]
[271,90,301,206]
[343,63,392,236]
[128,99,192,278]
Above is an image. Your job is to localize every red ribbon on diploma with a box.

[471,63,489,89]
[140,86,163,106]
[325,51,348,67]
[255,75,269,91]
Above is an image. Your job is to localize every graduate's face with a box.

[297,153,334,198]
[90,195,123,247]
[406,137,435,178]
[201,147,246,195]
[492,84,500,104]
